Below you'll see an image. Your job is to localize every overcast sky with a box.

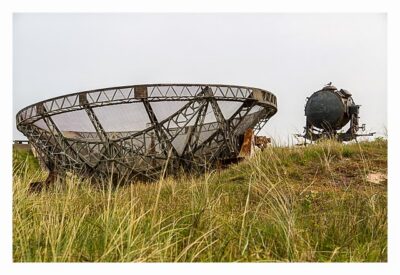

[13,13,386,143]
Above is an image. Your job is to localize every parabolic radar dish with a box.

[16,84,277,182]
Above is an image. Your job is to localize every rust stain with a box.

[239,128,255,158]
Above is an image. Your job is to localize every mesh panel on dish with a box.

[171,133,189,155]
[33,119,49,131]
[217,101,243,119]
[248,105,263,114]
[234,111,265,134]
[92,102,150,132]
[50,110,97,133]
[203,105,218,124]
[197,123,219,144]
[150,101,189,121]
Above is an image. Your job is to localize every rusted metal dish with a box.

[16,84,277,181]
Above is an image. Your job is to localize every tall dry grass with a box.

[13,139,387,262]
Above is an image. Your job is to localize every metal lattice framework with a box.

[16,84,277,181]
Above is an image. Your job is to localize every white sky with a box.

[13,13,387,143]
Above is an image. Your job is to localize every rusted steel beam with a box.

[180,101,209,158]
[142,97,178,158]
[79,93,109,143]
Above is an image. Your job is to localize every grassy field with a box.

[12,139,387,262]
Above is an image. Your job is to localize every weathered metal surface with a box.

[305,90,347,130]
[238,128,255,159]
[134,86,148,99]
[299,83,374,142]
[16,84,277,182]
